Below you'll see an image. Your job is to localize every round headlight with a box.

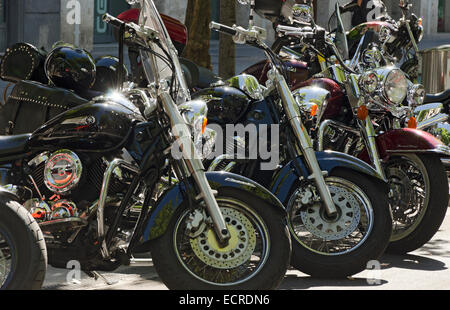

[408,84,425,106]
[384,69,408,105]
[359,71,379,94]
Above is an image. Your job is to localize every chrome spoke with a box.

[385,155,430,241]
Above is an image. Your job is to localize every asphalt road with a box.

[41,203,450,291]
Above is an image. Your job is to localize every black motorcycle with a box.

[201,1,393,278]
[0,0,292,290]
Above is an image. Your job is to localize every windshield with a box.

[139,0,190,102]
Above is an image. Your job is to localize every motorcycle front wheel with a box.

[150,188,291,290]
[0,197,47,290]
[385,154,449,254]
[287,168,392,278]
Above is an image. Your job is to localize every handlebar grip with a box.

[210,22,237,36]
[103,13,126,29]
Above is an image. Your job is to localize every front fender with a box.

[0,186,19,202]
[270,151,386,205]
[357,128,450,163]
[142,171,286,242]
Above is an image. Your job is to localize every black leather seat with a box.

[424,89,450,104]
[179,58,222,90]
[0,134,31,156]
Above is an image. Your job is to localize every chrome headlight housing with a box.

[292,86,331,126]
[179,100,208,135]
[179,99,217,160]
[407,83,426,108]
[359,67,409,116]
[359,71,379,94]
[384,68,408,105]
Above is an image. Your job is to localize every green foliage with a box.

[436,128,450,146]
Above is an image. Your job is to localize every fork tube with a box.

[362,116,387,180]
[270,69,337,216]
[159,91,230,243]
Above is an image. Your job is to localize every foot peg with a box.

[85,270,119,286]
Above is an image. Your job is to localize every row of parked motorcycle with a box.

[0,0,449,290]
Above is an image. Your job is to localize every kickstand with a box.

[85,270,119,286]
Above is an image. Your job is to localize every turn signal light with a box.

[201,117,208,134]
[357,105,369,120]
[310,104,318,117]
[408,117,417,129]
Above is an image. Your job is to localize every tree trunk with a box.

[182,0,212,69]
[219,1,236,79]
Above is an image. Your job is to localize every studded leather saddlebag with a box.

[0,80,89,135]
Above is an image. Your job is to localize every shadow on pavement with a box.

[380,253,448,272]
[279,272,388,290]
[415,238,450,258]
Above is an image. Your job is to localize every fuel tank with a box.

[243,58,309,87]
[192,86,252,125]
[28,100,144,152]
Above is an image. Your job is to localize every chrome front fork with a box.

[159,91,230,243]
[269,69,338,216]
[361,116,387,180]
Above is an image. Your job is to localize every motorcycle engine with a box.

[43,150,82,194]
[26,149,125,222]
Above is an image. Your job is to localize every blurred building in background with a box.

[0,0,448,54]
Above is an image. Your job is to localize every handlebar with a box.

[103,13,129,30]
[209,21,267,45]
[103,13,159,41]
[276,25,315,40]
[210,22,237,37]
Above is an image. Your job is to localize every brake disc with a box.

[190,207,256,269]
[300,185,361,241]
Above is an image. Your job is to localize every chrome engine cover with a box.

[44,149,82,194]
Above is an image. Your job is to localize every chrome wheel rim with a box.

[0,230,13,288]
[173,198,270,286]
[385,154,430,242]
[287,177,374,256]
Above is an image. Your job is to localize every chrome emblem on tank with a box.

[44,150,82,194]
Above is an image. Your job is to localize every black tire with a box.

[386,154,449,254]
[150,188,291,290]
[0,197,47,290]
[288,168,392,278]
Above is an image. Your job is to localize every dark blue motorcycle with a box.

[200,9,393,278]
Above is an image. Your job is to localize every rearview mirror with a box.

[292,4,314,24]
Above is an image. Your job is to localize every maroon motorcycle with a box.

[243,1,449,254]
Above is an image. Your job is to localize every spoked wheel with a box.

[0,231,13,288]
[150,188,291,290]
[287,169,392,278]
[385,154,448,254]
